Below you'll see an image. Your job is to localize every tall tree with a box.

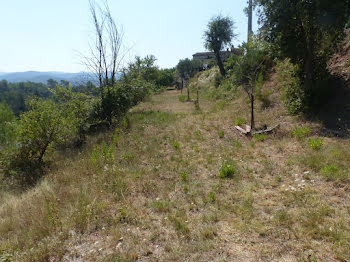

[203,15,236,76]
[257,0,350,90]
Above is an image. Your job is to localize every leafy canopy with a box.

[176,58,202,79]
[203,15,236,52]
[257,0,350,75]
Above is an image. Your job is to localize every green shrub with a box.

[291,125,312,140]
[321,164,348,181]
[235,117,246,126]
[0,102,16,145]
[178,95,186,102]
[219,161,237,178]
[308,137,323,150]
[276,59,306,114]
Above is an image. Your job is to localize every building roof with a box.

[193,48,240,57]
[192,51,230,56]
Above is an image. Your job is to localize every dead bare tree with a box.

[80,0,126,96]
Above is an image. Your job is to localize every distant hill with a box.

[0,71,101,85]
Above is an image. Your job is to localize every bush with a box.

[219,161,237,178]
[276,59,306,114]
[9,98,77,183]
[308,137,323,150]
[0,102,16,145]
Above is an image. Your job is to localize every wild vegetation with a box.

[1,0,350,261]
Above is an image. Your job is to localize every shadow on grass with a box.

[305,79,350,138]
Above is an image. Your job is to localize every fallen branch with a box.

[235,124,251,135]
[235,124,279,135]
[253,124,280,135]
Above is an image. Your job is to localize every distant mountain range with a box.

[0,71,99,85]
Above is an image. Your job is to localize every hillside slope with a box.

[1,73,350,261]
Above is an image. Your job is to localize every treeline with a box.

[0,79,98,115]
[0,55,174,184]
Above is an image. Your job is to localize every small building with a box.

[192,47,240,68]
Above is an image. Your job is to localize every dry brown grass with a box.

[0,69,350,261]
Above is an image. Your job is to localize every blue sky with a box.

[0,0,258,72]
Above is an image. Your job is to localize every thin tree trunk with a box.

[250,82,255,131]
[187,80,190,101]
[250,93,255,131]
[248,0,253,43]
[215,51,225,76]
[181,77,184,94]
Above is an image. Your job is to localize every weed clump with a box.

[321,164,348,181]
[179,171,188,182]
[235,117,246,126]
[217,130,225,138]
[308,137,323,150]
[219,161,237,179]
[172,139,180,150]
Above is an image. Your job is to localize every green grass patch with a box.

[253,133,267,141]
[235,117,246,126]
[308,137,323,150]
[134,110,177,126]
[217,130,225,138]
[178,95,187,102]
[320,164,348,181]
[172,139,180,150]
[291,125,311,140]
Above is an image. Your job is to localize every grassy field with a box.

[1,73,350,261]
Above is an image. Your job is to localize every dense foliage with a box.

[0,79,98,115]
[257,0,350,110]
[176,58,202,79]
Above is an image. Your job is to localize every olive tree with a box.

[203,15,236,76]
